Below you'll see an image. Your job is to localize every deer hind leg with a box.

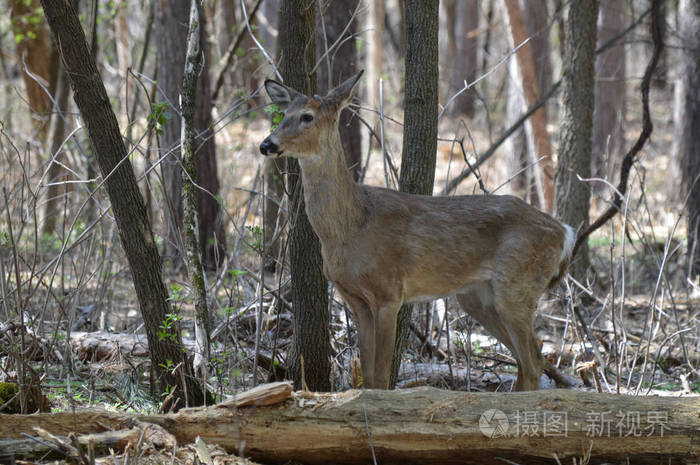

[457,283,544,391]
[495,292,545,391]
[457,286,517,382]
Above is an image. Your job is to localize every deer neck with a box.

[298,127,364,243]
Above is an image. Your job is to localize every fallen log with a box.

[1,386,699,464]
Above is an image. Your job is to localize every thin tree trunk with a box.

[592,0,627,189]
[366,0,385,110]
[155,0,225,270]
[677,0,700,276]
[40,0,205,407]
[448,0,479,118]
[278,0,331,391]
[181,0,211,381]
[41,63,71,236]
[391,0,439,388]
[193,25,227,269]
[10,0,53,145]
[554,0,599,280]
[317,0,362,180]
[262,0,283,273]
[503,0,554,212]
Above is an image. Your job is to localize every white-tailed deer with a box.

[260,71,575,390]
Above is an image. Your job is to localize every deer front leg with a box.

[336,286,377,388]
[372,302,401,389]
[353,306,376,388]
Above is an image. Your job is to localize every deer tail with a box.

[548,224,576,289]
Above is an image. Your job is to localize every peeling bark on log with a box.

[1,387,699,464]
[0,424,175,461]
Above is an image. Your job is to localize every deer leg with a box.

[353,306,376,388]
[372,302,401,389]
[457,289,517,383]
[507,321,544,391]
[338,288,376,388]
[497,297,544,391]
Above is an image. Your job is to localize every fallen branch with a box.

[1,385,699,464]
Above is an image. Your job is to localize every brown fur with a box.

[261,73,573,390]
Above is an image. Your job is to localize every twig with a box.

[240,0,281,81]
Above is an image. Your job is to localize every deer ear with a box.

[326,70,364,109]
[264,79,299,110]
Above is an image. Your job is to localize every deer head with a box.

[259,70,363,157]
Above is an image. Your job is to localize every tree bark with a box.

[155,0,225,270]
[181,0,211,378]
[317,0,362,180]
[392,0,439,388]
[10,0,54,144]
[447,0,479,118]
[263,0,283,273]
[554,0,599,280]
[278,0,331,391]
[40,0,205,407]
[677,0,700,277]
[503,0,554,212]
[3,387,700,465]
[366,0,385,110]
[592,0,627,189]
[41,62,71,236]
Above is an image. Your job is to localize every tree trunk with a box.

[181,0,211,379]
[503,0,554,212]
[554,0,599,280]
[504,0,553,206]
[366,0,385,111]
[4,386,700,465]
[317,0,362,180]
[391,0,439,388]
[41,62,71,236]
[447,0,479,118]
[155,0,225,270]
[678,0,700,277]
[39,0,205,407]
[592,0,626,189]
[193,31,227,269]
[278,0,331,391]
[10,0,54,144]
[262,0,283,273]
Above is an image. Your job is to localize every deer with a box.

[259,70,575,391]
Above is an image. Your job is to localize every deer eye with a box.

[300,113,314,123]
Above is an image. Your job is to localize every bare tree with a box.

[503,0,554,212]
[677,0,700,276]
[592,0,626,189]
[366,0,385,110]
[445,0,479,118]
[40,0,206,407]
[277,0,331,391]
[155,0,225,270]
[317,0,362,179]
[554,0,599,280]
[391,0,440,388]
[10,0,55,144]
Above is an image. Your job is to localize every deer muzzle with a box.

[259,138,280,156]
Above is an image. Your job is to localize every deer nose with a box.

[259,139,279,156]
